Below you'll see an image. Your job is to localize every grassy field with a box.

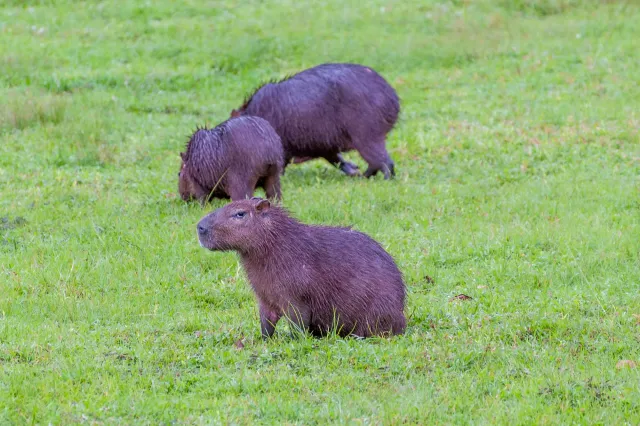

[1,0,639,424]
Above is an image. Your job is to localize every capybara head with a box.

[177,152,200,201]
[197,197,275,252]
[230,96,251,118]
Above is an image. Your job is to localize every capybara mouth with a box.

[197,232,216,250]
[198,237,218,251]
[198,235,207,249]
[197,231,225,251]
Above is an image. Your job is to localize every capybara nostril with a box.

[197,224,207,235]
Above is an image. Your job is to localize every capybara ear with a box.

[230,109,240,118]
[180,152,186,161]
[255,199,271,213]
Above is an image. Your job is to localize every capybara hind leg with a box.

[378,159,395,179]
[392,315,406,336]
[365,316,403,337]
[228,187,253,201]
[357,140,395,180]
[263,166,282,201]
[284,304,311,336]
[309,323,327,338]
[227,175,256,201]
[323,153,360,177]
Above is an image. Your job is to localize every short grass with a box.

[1,0,639,424]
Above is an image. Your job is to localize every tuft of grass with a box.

[499,0,592,16]
[1,0,639,424]
[0,89,69,131]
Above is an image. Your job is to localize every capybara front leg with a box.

[259,302,281,339]
[324,153,360,177]
[263,165,282,201]
[358,140,395,180]
[227,174,256,201]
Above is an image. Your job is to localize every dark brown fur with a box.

[231,63,400,179]
[179,116,284,203]
[197,198,407,338]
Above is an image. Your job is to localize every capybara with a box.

[197,197,407,338]
[178,116,284,203]
[231,63,400,179]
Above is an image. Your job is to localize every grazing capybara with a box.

[197,197,407,338]
[178,116,284,203]
[231,63,400,179]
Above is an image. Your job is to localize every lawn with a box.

[1,0,639,424]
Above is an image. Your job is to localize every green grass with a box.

[1,0,639,423]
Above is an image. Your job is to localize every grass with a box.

[1,0,639,423]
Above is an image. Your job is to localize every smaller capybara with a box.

[178,116,284,203]
[231,63,400,179]
[197,197,407,338]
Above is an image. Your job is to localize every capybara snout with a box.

[197,198,270,252]
[196,222,207,237]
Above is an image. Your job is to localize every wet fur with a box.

[232,63,400,179]
[178,116,284,202]
[197,198,407,338]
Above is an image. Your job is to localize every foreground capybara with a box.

[178,116,284,203]
[231,63,400,179]
[197,197,407,338]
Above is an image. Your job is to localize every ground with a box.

[1,0,639,424]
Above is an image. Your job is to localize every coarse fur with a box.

[231,63,400,179]
[197,198,407,338]
[178,116,284,203]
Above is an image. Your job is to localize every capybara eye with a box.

[234,211,246,219]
